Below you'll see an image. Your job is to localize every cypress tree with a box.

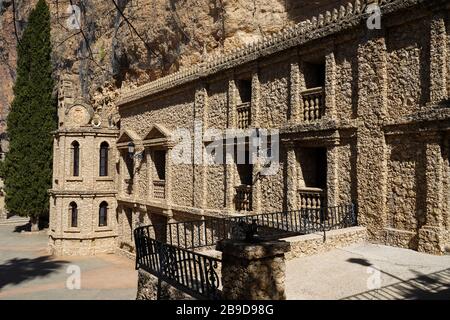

[3,0,56,230]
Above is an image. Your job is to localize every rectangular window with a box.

[153,150,166,181]
[73,145,80,176]
[99,145,108,176]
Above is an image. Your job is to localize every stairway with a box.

[0,215,30,226]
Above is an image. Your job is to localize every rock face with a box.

[0,0,348,120]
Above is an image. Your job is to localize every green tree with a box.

[3,0,56,230]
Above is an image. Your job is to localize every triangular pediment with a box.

[117,129,142,144]
[143,124,171,141]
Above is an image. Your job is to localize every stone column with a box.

[193,83,208,211]
[225,74,237,213]
[298,60,307,122]
[326,141,340,207]
[355,29,388,241]
[288,50,300,123]
[251,65,260,128]
[429,11,447,103]
[250,66,262,213]
[285,142,298,211]
[217,239,291,300]
[418,136,448,254]
[325,50,337,119]
[165,147,173,217]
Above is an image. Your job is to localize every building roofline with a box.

[117,0,432,108]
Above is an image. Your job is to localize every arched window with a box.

[99,201,108,227]
[99,142,109,176]
[72,141,80,176]
[70,202,78,228]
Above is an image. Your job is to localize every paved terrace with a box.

[0,223,449,300]
[0,224,137,300]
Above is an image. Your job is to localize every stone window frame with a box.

[142,124,175,202]
[70,140,81,177]
[98,201,108,228]
[66,201,80,233]
[99,141,110,177]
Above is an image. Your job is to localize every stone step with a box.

[0,216,30,226]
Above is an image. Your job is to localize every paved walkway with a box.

[1,222,450,300]
[0,224,137,300]
[286,243,450,300]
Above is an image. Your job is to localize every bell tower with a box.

[48,76,119,255]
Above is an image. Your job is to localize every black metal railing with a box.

[140,203,357,250]
[134,203,357,299]
[134,227,221,300]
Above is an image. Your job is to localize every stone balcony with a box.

[301,87,325,122]
[234,184,252,212]
[298,187,327,210]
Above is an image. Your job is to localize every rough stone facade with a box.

[285,226,367,260]
[113,0,450,256]
[49,0,450,257]
[217,239,290,300]
[136,269,195,300]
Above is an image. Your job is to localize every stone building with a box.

[50,0,450,256]
[48,75,119,255]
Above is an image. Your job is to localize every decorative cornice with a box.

[117,0,431,107]
[54,127,119,137]
[49,190,118,197]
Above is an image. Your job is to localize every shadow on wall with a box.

[344,258,450,300]
[0,256,69,290]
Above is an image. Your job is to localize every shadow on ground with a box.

[0,256,69,290]
[13,223,31,232]
[343,257,450,300]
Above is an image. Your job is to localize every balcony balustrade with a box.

[298,187,327,210]
[301,87,325,121]
[235,184,252,212]
[237,102,251,129]
[153,180,166,199]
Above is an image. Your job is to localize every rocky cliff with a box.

[0,0,352,126]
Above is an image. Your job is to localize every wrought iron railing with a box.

[153,180,165,199]
[234,185,252,212]
[134,227,221,300]
[134,203,356,299]
[301,87,325,121]
[237,102,251,129]
[298,187,327,209]
[142,203,357,250]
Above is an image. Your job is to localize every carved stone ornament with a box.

[65,102,94,128]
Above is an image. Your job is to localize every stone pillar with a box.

[418,136,448,254]
[225,74,237,213]
[251,67,260,128]
[165,148,173,212]
[251,68,261,213]
[355,29,388,240]
[286,142,298,211]
[193,83,208,210]
[288,50,300,123]
[217,239,291,300]
[298,60,307,122]
[429,11,447,103]
[326,142,340,207]
[325,50,337,119]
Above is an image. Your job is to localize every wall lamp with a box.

[128,142,145,160]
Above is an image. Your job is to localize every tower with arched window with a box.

[48,87,119,255]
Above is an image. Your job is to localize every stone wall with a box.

[285,226,367,260]
[136,269,195,300]
[116,0,450,256]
